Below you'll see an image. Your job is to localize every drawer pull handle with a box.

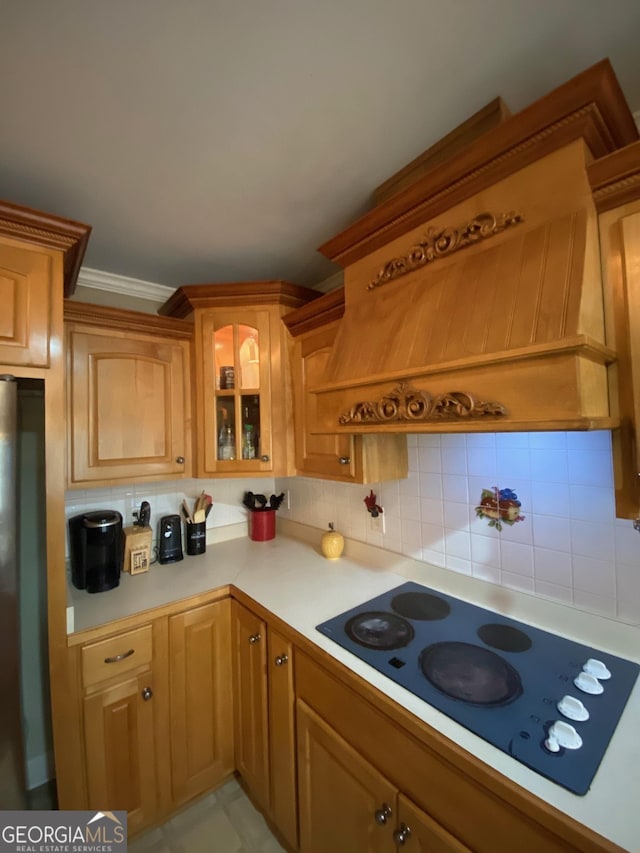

[274,654,288,666]
[176,456,185,464]
[141,686,153,701]
[374,804,392,825]
[393,823,411,845]
[104,648,135,664]
[339,456,351,465]
[248,633,261,644]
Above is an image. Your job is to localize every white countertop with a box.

[68,520,640,851]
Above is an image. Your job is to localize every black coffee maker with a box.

[69,510,123,593]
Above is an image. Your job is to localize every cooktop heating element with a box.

[316,581,639,795]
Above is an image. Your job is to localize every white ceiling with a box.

[2,1,640,291]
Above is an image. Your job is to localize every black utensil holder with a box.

[186,522,206,556]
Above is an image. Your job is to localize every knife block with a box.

[123,526,152,574]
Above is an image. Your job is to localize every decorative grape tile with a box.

[476,487,525,532]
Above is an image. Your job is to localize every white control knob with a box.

[573,672,604,695]
[544,734,560,753]
[557,695,590,722]
[583,659,611,680]
[544,721,583,753]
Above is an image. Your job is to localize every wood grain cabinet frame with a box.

[0,200,91,817]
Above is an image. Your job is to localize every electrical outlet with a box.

[286,489,291,510]
[368,510,385,535]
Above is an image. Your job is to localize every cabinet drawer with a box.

[81,626,153,688]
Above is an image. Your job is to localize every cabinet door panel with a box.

[292,325,408,483]
[231,600,270,809]
[0,238,55,367]
[397,794,472,852]
[297,700,395,853]
[268,628,297,849]
[294,326,356,480]
[67,329,188,484]
[83,671,157,835]
[200,310,274,474]
[169,600,234,805]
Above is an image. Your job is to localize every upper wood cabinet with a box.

[0,237,56,368]
[0,201,89,370]
[65,302,193,487]
[159,281,316,477]
[199,308,274,474]
[589,141,640,519]
[284,290,408,483]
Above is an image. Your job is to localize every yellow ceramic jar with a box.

[321,523,344,560]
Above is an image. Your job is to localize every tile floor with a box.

[128,778,286,853]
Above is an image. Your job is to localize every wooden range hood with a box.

[311,60,638,437]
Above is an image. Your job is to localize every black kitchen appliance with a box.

[158,514,183,564]
[316,581,639,795]
[69,510,123,593]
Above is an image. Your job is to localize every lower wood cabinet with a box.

[83,672,159,835]
[75,598,234,837]
[79,622,167,836]
[297,700,469,853]
[231,598,298,850]
[231,599,270,809]
[169,599,234,806]
[294,649,617,853]
[267,625,298,849]
[69,591,620,852]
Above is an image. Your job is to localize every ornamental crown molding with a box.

[318,61,637,270]
[368,211,523,291]
[76,267,176,302]
[338,382,506,425]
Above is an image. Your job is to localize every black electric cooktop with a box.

[316,581,639,795]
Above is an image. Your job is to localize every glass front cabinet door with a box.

[200,310,273,473]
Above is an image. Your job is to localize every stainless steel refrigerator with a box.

[0,375,52,809]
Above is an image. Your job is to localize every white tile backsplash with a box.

[64,477,275,557]
[532,514,572,553]
[65,431,640,627]
[277,430,640,626]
